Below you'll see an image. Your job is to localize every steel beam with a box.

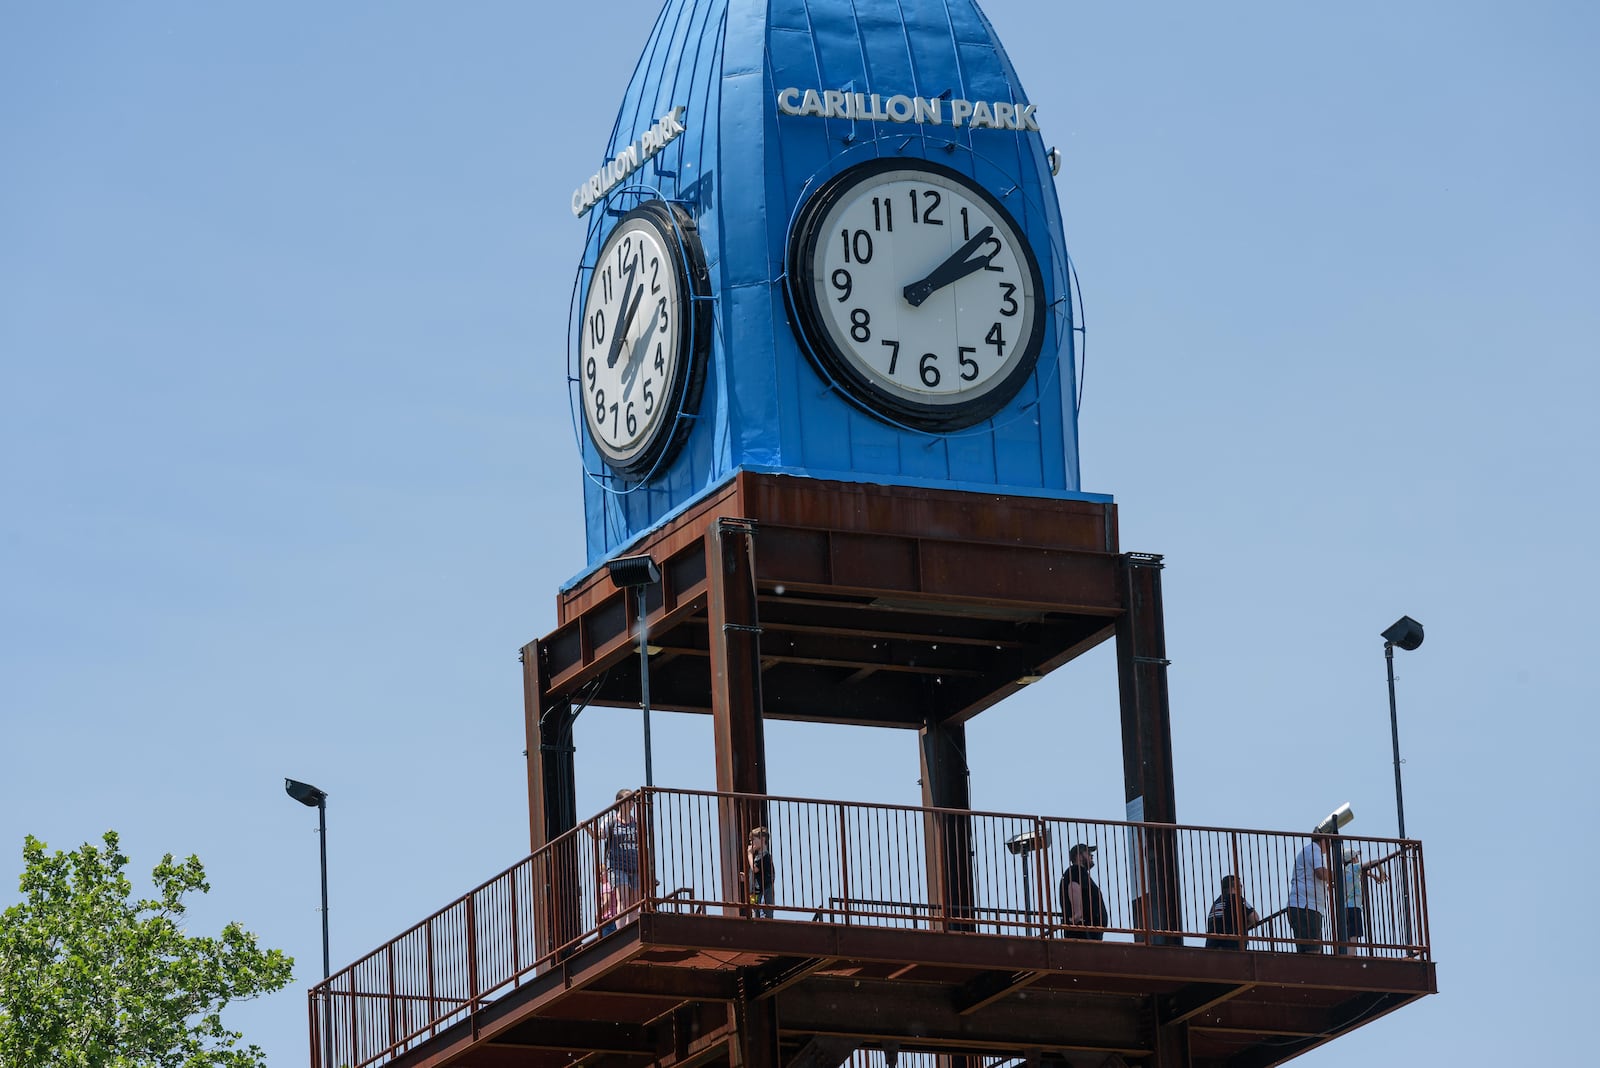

[777,976,1148,1057]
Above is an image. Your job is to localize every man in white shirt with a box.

[1286,836,1331,953]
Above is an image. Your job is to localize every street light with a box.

[1381,615,1423,950]
[607,554,661,787]
[1380,616,1423,839]
[284,778,330,978]
[1005,826,1050,930]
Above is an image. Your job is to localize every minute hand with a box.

[902,226,996,308]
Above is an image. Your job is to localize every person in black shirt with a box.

[1060,843,1108,939]
[1205,874,1260,949]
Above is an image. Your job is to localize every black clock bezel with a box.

[579,199,711,479]
[785,157,1048,432]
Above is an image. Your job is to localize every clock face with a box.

[577,201,708,477]
[787,159,1047,431]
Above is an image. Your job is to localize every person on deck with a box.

[745,826,775,918]
[596,789,640,936]
[1205,874,1260,949]
[1060,843,1108,939]
[1286,836,1332,953]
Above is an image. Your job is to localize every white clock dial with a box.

[788,160,1046,430]
[577,201,707,477]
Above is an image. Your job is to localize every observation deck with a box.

[308,789,1433,1068]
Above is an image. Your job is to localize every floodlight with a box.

[1381,615,1424,651]
[285,778,327,808]
[1005,828,1050,855]
[606,554,661,588]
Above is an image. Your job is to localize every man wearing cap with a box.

[1060,843,1108,939]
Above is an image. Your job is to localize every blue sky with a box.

[2,1,1596,1063]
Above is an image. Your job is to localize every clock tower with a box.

[304,3,1439,1065]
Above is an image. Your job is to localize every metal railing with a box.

[309,788,1429,1067]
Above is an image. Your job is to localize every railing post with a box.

[640,788,656,918]
[466,894,480,1019]
[838,805,851,925]
[387,944,398,1057]
[348,968,358,1068]
[425,916,436,1036]
[1229,833,1245,950]
[509,866,521,983]
[308,990,321,1068]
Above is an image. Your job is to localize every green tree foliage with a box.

[0,831,294,1067]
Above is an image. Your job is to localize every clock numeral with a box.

[594,388,607,420]
[654,342,665,374]
[849,307,872,343]
[643,378,656,415]
[657,297,669,332]
[985,322,1006,356]
[602,266,613,303]
[919,352,941,388]
[610,402,620,436]
[999,282,1018,317]
[871,196,893,232]
[909,188,943,225]
[625,402,638,436]
[589,309,607,347]
[586,356,597,386]
[830,268,853,302]
[958,345,979,382]
[649,255,662,295]
[881,338,900,375]
[841,228,873,264]
[981,234,1004,271]
[618,235,634,274]
[960,206,970,240]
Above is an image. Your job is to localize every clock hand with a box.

[902,225,996,307]
[621,303,663,401]
[606,282,645,369]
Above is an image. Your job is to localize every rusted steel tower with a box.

[307,2,1434,1066]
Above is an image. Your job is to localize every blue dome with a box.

[568,0,1092,569]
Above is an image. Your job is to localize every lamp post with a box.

[607,554,662,787]
[1005,826,1050,931]
[285,778,331,1068]
[284,778,330,977]
[1381,615,1423,950]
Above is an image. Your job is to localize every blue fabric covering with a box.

[567,0,1094,573]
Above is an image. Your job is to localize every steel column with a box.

[707,519,769,909]
[524,640,580,958]
[1115,553,1180,946]
[921,716,975,934]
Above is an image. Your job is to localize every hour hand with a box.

[606,284,645,368]
[621,304,663,400]
[903,225,996,307]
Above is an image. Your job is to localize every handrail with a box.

[309,787,1430,1068]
